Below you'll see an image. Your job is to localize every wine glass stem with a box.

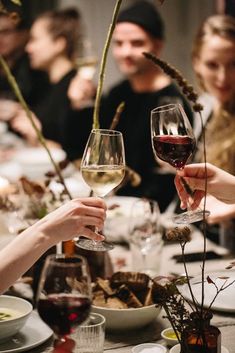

[53,335,75,353]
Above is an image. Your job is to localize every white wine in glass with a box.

[77,129,126,251]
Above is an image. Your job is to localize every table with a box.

[20,226,235,353]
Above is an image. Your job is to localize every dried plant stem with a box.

[199,110,208,313]
[93,0,123,129]
[181,243,199,313]
[143,51,209,318]
[0,56,72,200]
[109,101,125,130]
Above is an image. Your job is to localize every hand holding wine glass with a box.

[151,103,210,224]
[36,254,92,353]
[77,129,126,251]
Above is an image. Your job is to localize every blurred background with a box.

[2,0,235,92]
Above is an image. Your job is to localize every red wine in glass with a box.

[151,103,210,224]
[37,294,91,336]
[36,254,92,353]
[152,135,196,170]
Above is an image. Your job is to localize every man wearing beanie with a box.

[68,1,193,212]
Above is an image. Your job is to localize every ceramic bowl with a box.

[132,343,167,353]
[161,327,179,346]
[169,344,229,353]
[92,304,161,331]
[0,295,33,343]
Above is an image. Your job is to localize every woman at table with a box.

[190,15,235,243]
[9,8,93,161]
[0,197,106,294]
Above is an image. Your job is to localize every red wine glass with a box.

[151,103,210,224]
[36,254,92,353]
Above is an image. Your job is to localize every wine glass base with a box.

[173,209,210,224]
[76,239,114,252]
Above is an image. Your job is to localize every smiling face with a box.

[193,34,235,105]
[26,18,65,71]
[112,22,162,78]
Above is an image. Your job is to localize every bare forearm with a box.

[0,227,53,294]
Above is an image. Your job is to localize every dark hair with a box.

[37,8,81,60]
[192,14,235,60]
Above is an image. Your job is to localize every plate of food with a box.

[104,196,139,242]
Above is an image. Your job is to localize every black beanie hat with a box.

[117,1,164,39]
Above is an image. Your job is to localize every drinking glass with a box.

[77,129,126,251]
[36,254,92,353]
[151,103,210,224]
[77,39,98,80]
[129,198,163,277]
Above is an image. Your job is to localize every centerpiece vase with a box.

[181,311,221,353]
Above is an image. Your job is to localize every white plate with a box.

[0,311,53,352]
[104,196,139,242]
[180,270,235,313]
[170,343,229,353]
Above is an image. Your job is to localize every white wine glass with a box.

[77,129,126,251]
[36,254,92,353]
[77,38,98,80]
[151,103,210,224]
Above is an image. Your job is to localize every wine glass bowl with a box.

[129,198,163,277]
[151,104,196,170]
[151,103,209,224]
[36,254,92,351]
[77,129,126,251]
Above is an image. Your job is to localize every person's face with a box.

[0,16,26,57]
[112,22,162,77]
[194,35,235,105]
[26,18,65,71]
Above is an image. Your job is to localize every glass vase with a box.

[181,311,221,353]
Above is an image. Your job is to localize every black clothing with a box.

[35,69,92,161]
[0,54,49,108]
[99,80,194,212]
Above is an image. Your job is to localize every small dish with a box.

[169,343,229,353]
[161,327,179,346]
[132,343,167,353]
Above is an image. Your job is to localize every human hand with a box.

[35,197,106,244]
[174,163,235,210]
[10,109,41,145]
[200,195,235,224]
[68,73,96,109]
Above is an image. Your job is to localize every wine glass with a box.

[77,38,98,80]
[151,103,210,224]
[36,254,92,353]
[129,198,163,277]
[77,129,126,251]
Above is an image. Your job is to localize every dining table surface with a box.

[1,222,235,353]
[0,130,234,352]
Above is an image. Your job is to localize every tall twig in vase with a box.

[143,52,208,314]
[92,0,123,129]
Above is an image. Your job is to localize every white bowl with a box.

[169,344,229,353]
[0,295,33,343]
[92,304,161,331]
[161,327,179,346]
[132,343,167,353]
[14,147,66,179]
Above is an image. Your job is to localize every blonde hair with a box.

[192,14,235,61]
